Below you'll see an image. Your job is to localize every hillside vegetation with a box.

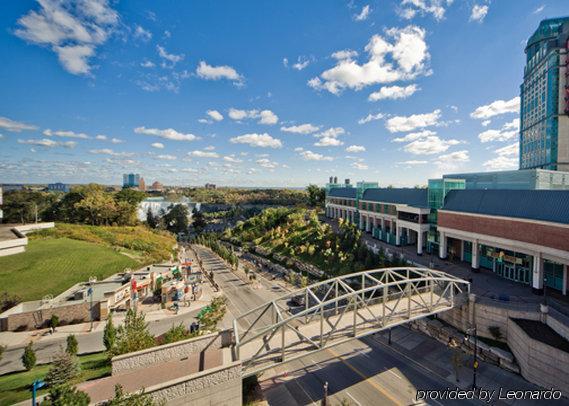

[225,208,394,276]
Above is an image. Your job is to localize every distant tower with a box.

[333,176,338,184]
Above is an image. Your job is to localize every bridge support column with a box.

[395,225,401,246]
[439,232,447,259]
[472,240,480,271]
[417,231,424,256]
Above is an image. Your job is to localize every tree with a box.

[115,188,145,206]
[50,315,60,331]
[66,334,78,356]
[306,185,325,208]
[146,208,159,229]
[162,324,191,344]
[22,342,36,371]
[45,350,80,387]
[191,208,206,233]
[42,384,90,406]
[103,314,117,353]
[163,204,189,234]
[112,310,155,356]
[103,384,156,406]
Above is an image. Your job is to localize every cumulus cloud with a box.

[141,60,155,68]
[223,155,242,163]
[228,108,278,125]
[315,137,344,147]
[256,158,279,169]
[18,138,76,148]
[0,116,38,132]
[111,137,123,144]
[386,109,441,133]
[368,84,419,101]
[403,135,461,155]
[157,45,184,66]
[308,26,430,95]
[157,154,176,160]
[297,148,333,161]
[151,142,164,149]
[96,134,107,140]
[207,110,224,122]
[478,119,519,143]
[470,96,520,119]
[351,161,369,170]
[331,49,358,61]
[354,5,371,21]
[43,129,89,139]
[230,133,283,148]
[14,0,119,75]
[398,160,428,165]
[134,126,198,142]
[280,123,320,134]
[398,0,453,21]
[346,145,366,153]
[392,129,437,142]
[188,150,220,158]
[483,142,518,170]
[434,150,470,172]
[470,5,489,22]
[196,61,243,84]
[358,112,385,124]
[134,25,152,41]
[285,56,313,71]
[89,148,134,157]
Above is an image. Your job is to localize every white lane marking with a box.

[387,369,402,380]
[345,391,362,406]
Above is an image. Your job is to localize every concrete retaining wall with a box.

[146,361,242,406]
[112,331,229,376]
[507,318,569,397]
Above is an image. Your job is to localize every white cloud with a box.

[223,155,242,163]
[502,118,520,131]
[470,5,489,23]
[358,112,385,124]
[230,133,283,148]
[89,148,133,157]
[196,61,243,84]
[298,149,333,161]
[470,96,520,119]
[481,120,491,127]
[346,145,366,153]
[282,57,289,68]
[134,25,152,41]
[478,119,519,143]
[18,138,76,148]
[206,110,224,122]
[351,161,369,170]
[189,150,220,158]
[533,5,545,14]
[403,135,460,155]
[204,145,216,151]
[111,137,123,144]
[354,5,371,21]
[157,45,184,65]
[398,0,453,21]
[398,160,428,165]
[315,137,344,147]
[392,129,436,142]
[15,0,118,75]
[134,126,198,142]
[280,123,320,134]
[157,154,176,160]
[0,116,37,132]
[256,158,279,169]
[290,56,312,71]
[331,49,358,61]
[315,127,345,138]
[483,142,519,170]
[141,60,155,68]
[386,109,441,133]
[368,84,419,101]
[151,142,164,149]
[308,26,430,95]
[434,150,470,172]
[228,108,278,125]
[96,134,107,140]
[43,129,89,139]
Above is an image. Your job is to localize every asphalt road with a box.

[194,244,479,406]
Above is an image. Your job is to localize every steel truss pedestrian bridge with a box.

[232,267,469,376]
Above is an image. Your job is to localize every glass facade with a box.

[426,179,465,253]
[520,18,569,170]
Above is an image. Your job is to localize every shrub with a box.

[45,350,81,387]
[50,315,60,331]
[162,324,192,344]
[102,384,157,405]
[488,326,503,341]
[103,314,117,353]
[112,310,156,356]
[22,342,36,371]
[41,384,90,405]
[66,334,78,356]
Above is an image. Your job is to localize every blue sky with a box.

[0,0,567,187]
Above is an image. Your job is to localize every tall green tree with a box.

[162,204,189,234]
[112,310,155,356]
[146,208,159,229]
[115,188,145,206]
[103,313,117,352]
[41,384,90,406]
[66,334,78,356]
[306,185,325,208]
[191,208,206,233]
[45,350,81,387]
[21,342,36,371]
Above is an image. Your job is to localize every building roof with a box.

[442,189,569,225]
[328,187,357,198]
[362,188,428,207]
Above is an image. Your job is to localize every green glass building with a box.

[520,17,569,171]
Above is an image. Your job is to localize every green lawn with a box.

[0,238,138,302]
[0,352,111,406]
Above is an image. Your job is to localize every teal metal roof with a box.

[442,189,569,224]
[328,187,357,198]
[362,188,428,208]
[526,17,569,49]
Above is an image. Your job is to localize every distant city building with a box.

[150,181,164,192]
[0,184,24,192]
[205,183,216,189]
[137,196,201,222]
[520,17,569,171]
[444,169,569,190]
[47,182,70,193]
[122,174,145,191]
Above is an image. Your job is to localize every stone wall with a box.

[0,300,98,331]
[508,318,569,397]
[112,331,227,375]
[146,361,242,406]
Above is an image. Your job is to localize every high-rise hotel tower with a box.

[520,17,569,171]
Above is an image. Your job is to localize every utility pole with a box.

[321,381,328,406]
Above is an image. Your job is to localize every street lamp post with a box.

[465,326,478,389]
[543,276,548,306]
[321,381,328,406]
